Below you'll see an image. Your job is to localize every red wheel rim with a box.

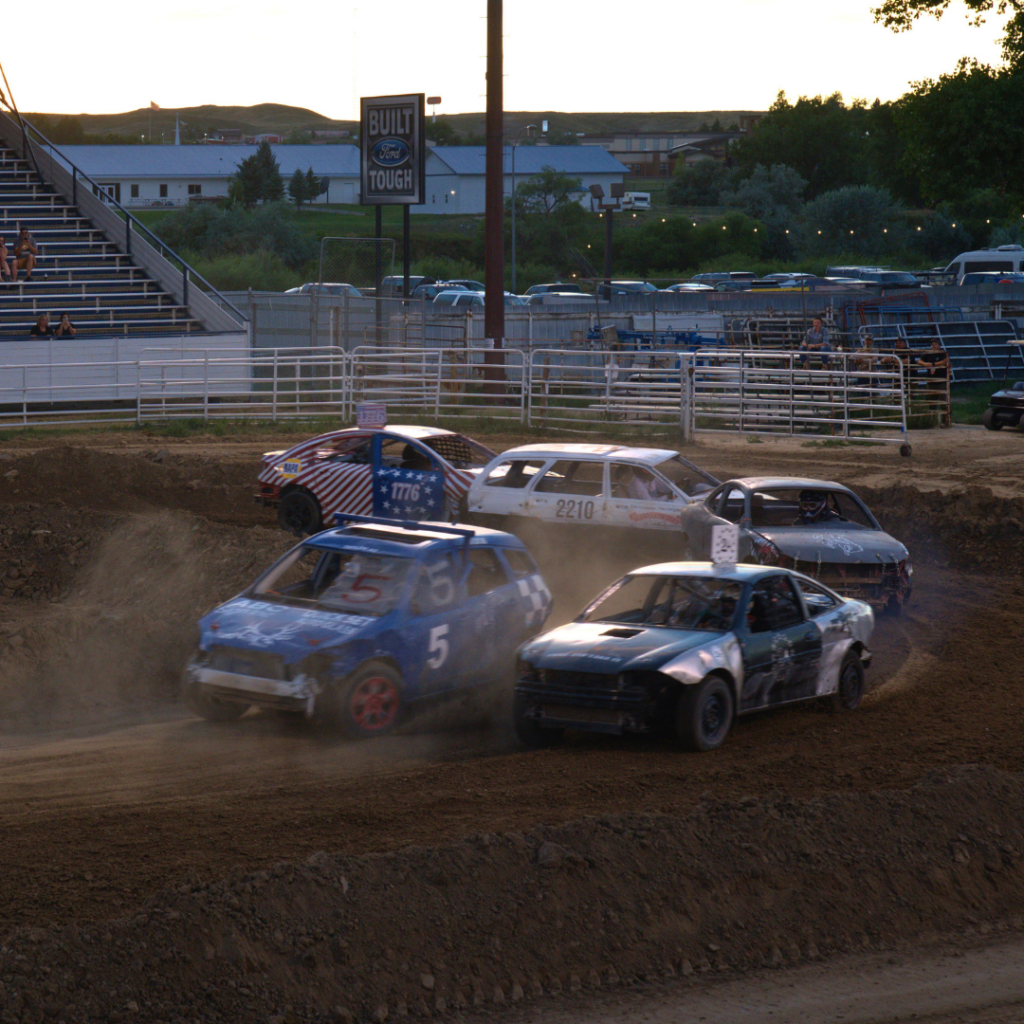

[349,676,400,731]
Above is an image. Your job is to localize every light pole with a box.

[510,123,535,295]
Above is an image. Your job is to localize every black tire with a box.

[277,488,322,535]
[675,675,734,752]
[982,407,1003,431]
[335,662,403,739]
[187,683,248,723]
[832,651,865,711]
[512,693,564,749]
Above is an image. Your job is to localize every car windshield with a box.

[748,488,876,530]
[581,574,741,631]
[652,455,718,495]
[420,433,495,468]
[251,546,414,616]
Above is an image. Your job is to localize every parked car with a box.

[960,272,1024,287]
[663,282,715,293]
[184,516,553,735]
[433,290,525,308]
[523,282,584,296]
[285,283,363,297]
[678,478,912,612]
[524,292,592,306]
[380,275,435,297]
[465,443,719,539]
[445,278,487,292]
[257,425,499,535]
[983,380,1024,430]
[513,562,874,751]
[411,282,468,300]
[943,245,1024,285]
[596,280,659,300]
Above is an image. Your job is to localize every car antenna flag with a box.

[710,524,740,566]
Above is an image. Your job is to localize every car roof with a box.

[496,443,679,463]
[718,477,856,494]
[315,425,460,442]
[628,561,787,583]
[309,521,524,553]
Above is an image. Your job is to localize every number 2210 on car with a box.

[183,517,553,737]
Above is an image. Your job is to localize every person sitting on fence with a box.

[54,313,77,338]
[882,337,912,383]
[12,227,38,281]
[29,313,54,338]
[916,339,951,426]
[797,317,831,368]
[0,235,14,281]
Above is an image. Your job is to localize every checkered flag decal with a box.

[517,574,552,629]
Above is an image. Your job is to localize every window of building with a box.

[159,184,168,198]
[188,184,202,196]
[130,184,139,199]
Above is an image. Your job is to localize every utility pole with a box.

[484,0,504,356]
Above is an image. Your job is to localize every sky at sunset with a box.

[2,0,1008,120]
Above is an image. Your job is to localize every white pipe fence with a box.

[0,347,909,442]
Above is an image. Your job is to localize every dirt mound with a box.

[0,511,291,733]
[863,483,1024,571]
[2,765,1023,1023]
[1,444,259,523]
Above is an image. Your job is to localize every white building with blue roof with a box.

[50,144,626,215]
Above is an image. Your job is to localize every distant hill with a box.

[22,104,762,142]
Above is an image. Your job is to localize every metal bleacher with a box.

[0,144,206,338]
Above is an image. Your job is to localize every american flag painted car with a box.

[257,426,498,534]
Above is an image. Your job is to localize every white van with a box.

[621,191,651,211]
[944,245,1024,284]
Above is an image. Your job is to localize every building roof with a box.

[53,144,361,179]
[429,145,628,176]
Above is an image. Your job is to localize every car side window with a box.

[501,547,539,578]
[411,554,460,614]
[534,460,605,496]
[746,576,805,633]
[380,438,437,472]
[715,488,746,523]
[794,578,839,617]
[483,459,546,488]
[465,548,509,597]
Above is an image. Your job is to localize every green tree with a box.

[517,166,585,214]
[284,129,312,144]
[730,91,870,197]
[231,141,286,208]
[305,167,321,203]
[288,167,308,209]
[799,185,906,255]
[894,60,1024,203]
[544,129,581,145]
[872,0,1024,67]
[720,163,807,220]
[667,160,733,206]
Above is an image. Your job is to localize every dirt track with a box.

[1,424,1023,1022]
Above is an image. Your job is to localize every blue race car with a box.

[184,516,552,736]
[514,562,874,752]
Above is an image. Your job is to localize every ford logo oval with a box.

[372,138,410,167]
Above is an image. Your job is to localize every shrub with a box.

[799,186,907,256]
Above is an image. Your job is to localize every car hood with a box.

[520,620,717,674]
[754,527,908,565]
[199,597,377,663]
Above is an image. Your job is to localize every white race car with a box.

[464,443,719,537]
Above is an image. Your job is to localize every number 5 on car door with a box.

[427,624,449,669]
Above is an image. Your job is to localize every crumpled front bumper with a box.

[184,662,320,716]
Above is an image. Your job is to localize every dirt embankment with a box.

[2,766,1024,1024]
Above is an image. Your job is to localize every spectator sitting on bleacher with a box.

[13,227,38,281]
[796,317,831,368]
[29,314,54,338]
[54,314,77,338]
[0,235,13,281]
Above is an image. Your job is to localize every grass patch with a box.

[950,381,1000,425]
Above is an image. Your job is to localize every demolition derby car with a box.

[982,380,1024,430]
[184,516,552,735]
[464,443,719,536]
[257,425,498,534]
[514,562,874,752]
[678,478,911,611]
